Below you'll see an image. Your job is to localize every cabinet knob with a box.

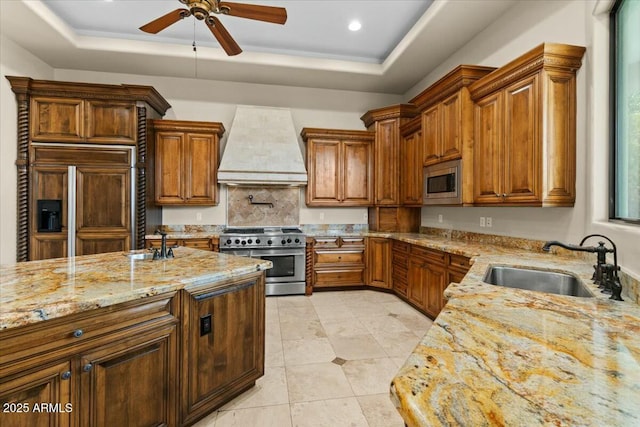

[495,193,500,197]
[61,371,72,380]
[83,363,93,372]
[73,329,84,338]
[502,193,507,197]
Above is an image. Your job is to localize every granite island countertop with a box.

[386,235,640,426]
[0,247,271,330]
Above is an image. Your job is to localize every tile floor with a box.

[193,290,434,427]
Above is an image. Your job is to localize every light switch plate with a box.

[480,217,486,227]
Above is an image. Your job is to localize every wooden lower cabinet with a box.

[181,273,265,426]
[0,360,73,427]
[79,324,178,427]
[408,249,447,318]
[0,273,265,427]
[146,237,219,252]
[312,237,366,289]
[367,237,391,289]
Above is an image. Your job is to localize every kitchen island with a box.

[390,242,640,427]
[0,247,271,427]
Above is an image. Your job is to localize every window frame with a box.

[609,0,640,225]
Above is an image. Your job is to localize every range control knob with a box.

[235,239,240,244]
[267,240,273,245]
[226,239,232,244]
[281,239,286,245]
[248,239,253,244]
[287,238,292,243]
[241,240,246,245]
[295,238,300,243]
[256,239,261,244]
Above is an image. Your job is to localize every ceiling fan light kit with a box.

[140,0,287,56]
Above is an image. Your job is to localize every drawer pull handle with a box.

[73,329,84,338]
[83,363,93,372]
[61,371,71,380]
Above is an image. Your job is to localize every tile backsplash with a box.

[227,186,299,226]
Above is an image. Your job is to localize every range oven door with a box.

[250,248,305,284]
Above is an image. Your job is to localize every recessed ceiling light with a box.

[348,20,362,32]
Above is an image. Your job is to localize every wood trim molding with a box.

[409,65,497,111]
[300,128,375,142]
[136,107,147,249]
[469,43,586,100]
[360,104,418,128]
[150,119,225,136]
[15,93,30,262]
[399,115,422,137]
[5,76,171,116]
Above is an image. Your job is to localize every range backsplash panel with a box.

[227,186,299,226]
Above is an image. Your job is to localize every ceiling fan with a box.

[139,0,287,56]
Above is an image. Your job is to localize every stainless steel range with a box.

[220,227,306,296]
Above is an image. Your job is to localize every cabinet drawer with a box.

[313,237,340,248]
[392,253,409,269]
[448,254,471,271]
[392,241,410,253]
[0,293,177,366]
[340,237,365,248]
[314,269,365,287]
[315,250,364,265]
[183,238,212,250]
[146,239,179,249]
[393,280,408,297]
[410,245,446,264]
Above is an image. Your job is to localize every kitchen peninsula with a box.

[0,248,271,426]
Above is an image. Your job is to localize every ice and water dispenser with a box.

[37,200,62,232]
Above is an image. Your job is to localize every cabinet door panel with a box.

[504,75,540,203]
[155,132,185,204]
[76,167,130,232]
[0,360,72,427]
[408,259,428,310]
[422,105,440,166]
[368,238,391,289]
[425,263,447,318]
[76,234,130,255]
[342,140,373,205]
[80,325,177,427]
[30,166,69,260]
[473,92,504,204]
[31,97,83,142]
[31,235,68,261]
[307,139,340,204]
[374,119,399,205]
[400,129,423,205]
[440,93,462,161]
[185,133,217,204]
[86,100,136,144]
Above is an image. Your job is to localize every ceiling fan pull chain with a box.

[193,18,198,78]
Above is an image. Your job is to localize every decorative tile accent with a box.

[227,186,299,226]
[332,357,347,366]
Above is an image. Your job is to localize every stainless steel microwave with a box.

[423,159,462,205]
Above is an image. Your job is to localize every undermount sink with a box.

[483,266,594,298]
[125,252,153,261]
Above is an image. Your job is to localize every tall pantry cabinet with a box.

[7,77,171,262]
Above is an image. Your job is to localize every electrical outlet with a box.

[486,217,492,227]
[438,214,443,223]
[196,212,202,221]
[480,217,486,227]
[363,212,368,222]
[319,212,325,221]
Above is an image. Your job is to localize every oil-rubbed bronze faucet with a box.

[543,234,623,301]
[153,230,174,260]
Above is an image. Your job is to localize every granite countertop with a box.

[385,235,640,426]
[145,232,221,240]
[0,248,271,330]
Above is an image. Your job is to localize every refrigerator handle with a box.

[67,166,76,258]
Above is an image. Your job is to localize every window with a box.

[611,0,640,223]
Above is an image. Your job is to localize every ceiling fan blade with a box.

[140,9,190,34]
[206,16,242,56]
[219,2,287,25]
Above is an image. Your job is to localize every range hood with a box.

[218,106,308,186]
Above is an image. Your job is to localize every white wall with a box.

[407,0,639,277]
[0,35,55,264]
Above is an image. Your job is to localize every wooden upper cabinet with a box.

[469,43,585,206]
[85,100,136,144]
[302,128,374,206]
[399,116,423,206]
[31,96,84,142]
[30,97,137,144]
[361,105,418,206]
[152,120,224,206]
[410,66,496,169]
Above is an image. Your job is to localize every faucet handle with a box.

[167,247,174,258]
